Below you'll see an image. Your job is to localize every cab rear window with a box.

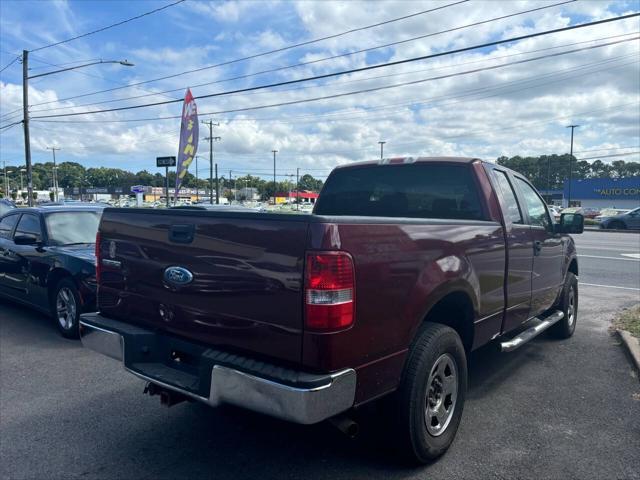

[314,164,486,220]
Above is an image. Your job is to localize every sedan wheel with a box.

[52,278,81,339]
[56,287,77,331]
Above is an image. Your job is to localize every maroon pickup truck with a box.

[80,157,584,462]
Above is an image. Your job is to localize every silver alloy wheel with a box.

[425,353,458,437]
[56,287,77,330]
[567,286,575,327]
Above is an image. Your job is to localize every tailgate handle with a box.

[169,224,195,244]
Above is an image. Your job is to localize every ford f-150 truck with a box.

[80,157,584,462]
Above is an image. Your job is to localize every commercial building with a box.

[272,191,319,204]
[563,177,639,209]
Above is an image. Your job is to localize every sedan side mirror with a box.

[14,234,39,245]
[557,213,584,234]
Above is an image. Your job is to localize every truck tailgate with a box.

[97,209,309,365]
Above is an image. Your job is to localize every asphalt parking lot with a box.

[1,231,639,480]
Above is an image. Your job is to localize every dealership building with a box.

[560,177,640,209]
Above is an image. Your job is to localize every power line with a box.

[0,56,20,74]
[24,101,640,162]
[26,53,636,146]
[29,28,637,117]
[24,0,573,110]
[574,145,640,154]
[209,53,640,125]
[0,120,22,133]
[29,0,186,52]
[25,0,470,108]
[576,152,640,161]
[30,32,640,122]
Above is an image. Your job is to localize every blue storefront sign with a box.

[564,177,640,200]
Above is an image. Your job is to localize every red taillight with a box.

[304,252,355,331]
[95,231,102,285]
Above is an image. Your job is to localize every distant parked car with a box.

[581,207,601,219]
[172,204,254,212]
[596,207,640,230]
[0,206,104,338]
[0,199,15,216]
[548,205,562,222]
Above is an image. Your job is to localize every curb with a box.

[617,329,640,376]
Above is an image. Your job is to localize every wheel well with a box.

[423,291,474,352]
[47,269,72,306]
[568,258,578,276]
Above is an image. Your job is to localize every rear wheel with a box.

[393,323,467,463]
[52,278,81,339]
[550,272,578,339]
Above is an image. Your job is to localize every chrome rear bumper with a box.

[80,315,356,425]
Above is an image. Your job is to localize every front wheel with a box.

[549,272,578,339]
[608,220,625,230]
[393,323,467,463]
[51,278,81,339]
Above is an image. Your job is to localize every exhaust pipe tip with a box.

[328,414,359,439]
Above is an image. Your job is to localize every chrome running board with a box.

[499,310,565,352]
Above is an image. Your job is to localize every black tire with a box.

[51,278,81,339]
[549,272,578,339]
[393,323,467,463]
[608,220,625,230]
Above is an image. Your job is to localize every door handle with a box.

[533,240,542,256]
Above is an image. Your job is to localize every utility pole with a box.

[47,146,60,202]
[195,155,200,203]
[21,54,133,208]
[272,150,278,204]
[202,120,220,204]
[566,125,580,207]
[229,170,232,203]
[22,50,33,206]
[546,156,551,204]
[2,161,7,198]
[19,168,25,192]
[296,167,300,211]
[378,141,386,160]
[165,165,170,208]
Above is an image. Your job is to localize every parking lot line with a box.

[580,283,640,291]
[579,255,640,261]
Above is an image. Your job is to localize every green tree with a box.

[298,174,323,191]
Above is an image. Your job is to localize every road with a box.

[573,230,640,291]
[1,231,639,480]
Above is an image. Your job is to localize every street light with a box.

[22,54,135,206]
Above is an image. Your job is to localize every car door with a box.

[513,176,564,318]
[488,167,534,333]
[0,213,21,295]
[626,208,640,230]
[6,213,46,301]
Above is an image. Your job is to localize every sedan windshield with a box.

[45,211,102,245]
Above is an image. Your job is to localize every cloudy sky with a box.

[0,0,638,181]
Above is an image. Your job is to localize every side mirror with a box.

[14,234,39,245]
[557,213,584,234]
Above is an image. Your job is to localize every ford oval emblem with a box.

[163,266,194,286]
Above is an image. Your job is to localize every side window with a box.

[14,214,42,241]
[0,215,19,239]
[514,177,551,230]
[492,170,523,224]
